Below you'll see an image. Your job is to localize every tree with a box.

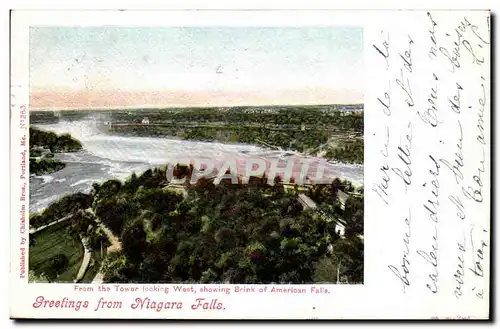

[43,254,69,282]
[94,197,139,236]
[42,157,364,285]
[200,268,218,283]
[121,219,148,264]
[344,196,363,222]
[96,179,122,200]
[200,215,215,234]
[28,270,49,283]
[69,210,94,235]
[102,253,129,283]
[214,227,238,250]
[312,256,339,283]
[173,164,189,179]
[331,178,342,198]
[329,238,364,284]
[346,209,364,237]
[123,172,139,194]
[89,227,109,252]
[36,192,92,229]
[91,182,101,197]
[28,235,36,248]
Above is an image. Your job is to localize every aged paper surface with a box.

[9,10,489,319]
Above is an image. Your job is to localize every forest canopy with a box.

[30,127,82,153]
[31,165,364,284]
[29,127,82,175]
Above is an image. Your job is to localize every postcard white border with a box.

[9,9,491,320]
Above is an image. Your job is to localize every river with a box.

[29,120,364,213]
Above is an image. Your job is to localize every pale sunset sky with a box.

[30,27,363,109]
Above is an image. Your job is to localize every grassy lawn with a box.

[29,221,84,282]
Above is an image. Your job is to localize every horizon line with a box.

[29,102,365,112]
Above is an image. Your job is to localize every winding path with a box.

[30,214,92,283]
[99,223,122,253]
[29,208,122,284]
[90,223,122,283]
[74,236,91,282]
[90,218,122,284]
[30,210,122,283]
[86,208,122,253]
[91,268,105,284]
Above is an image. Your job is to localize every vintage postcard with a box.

[10,9,490,319]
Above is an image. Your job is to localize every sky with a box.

[30,27,363,108]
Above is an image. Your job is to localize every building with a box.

[335,220,346,238]
[142,117,150,125]
[337,190,349,210]
[339,104,364,115]
[297,193,348,239]
[297,194,317,210]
